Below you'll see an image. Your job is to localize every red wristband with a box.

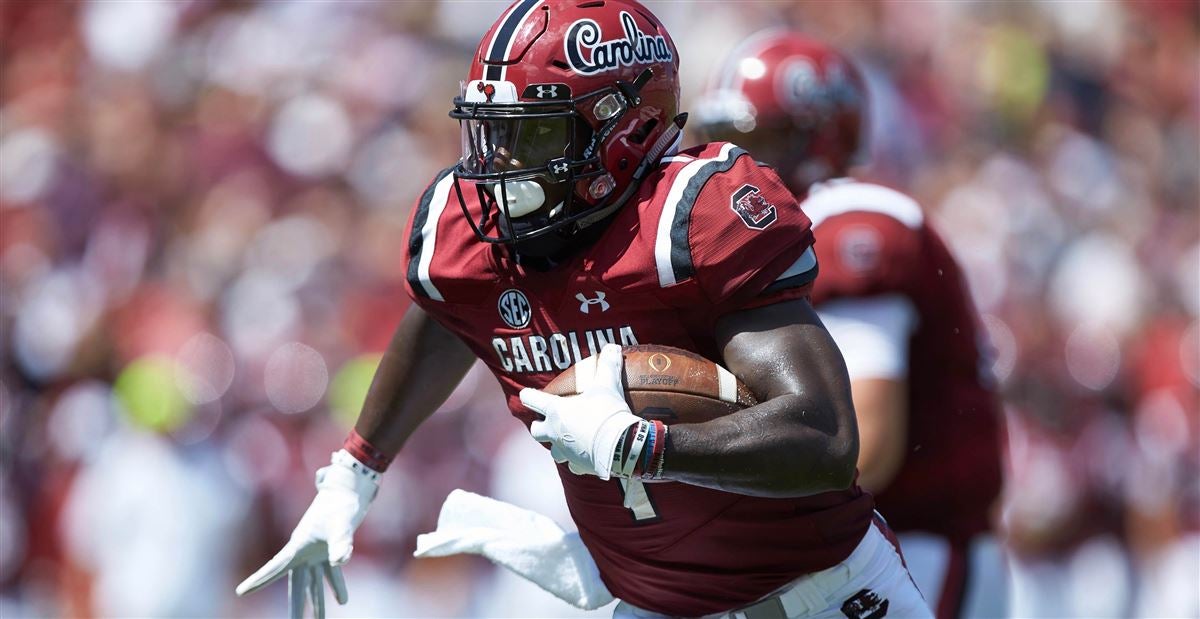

[640,420,666,480]
[343,430,393,472]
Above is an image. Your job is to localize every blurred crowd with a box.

[0,1,1196,617]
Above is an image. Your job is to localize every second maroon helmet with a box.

[695,32,866,192]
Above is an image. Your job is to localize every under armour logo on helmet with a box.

[522,83,572,100]
[551,161,570,175]
[576,291,610,313]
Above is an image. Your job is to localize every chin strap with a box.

[574,112,688,231]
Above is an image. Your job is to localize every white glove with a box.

[521,344,642,480]
[236,449,380,619]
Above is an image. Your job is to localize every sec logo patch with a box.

[497,288,532,329]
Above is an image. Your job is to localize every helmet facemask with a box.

[449,72,658,254]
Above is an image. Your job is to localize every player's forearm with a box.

[851,378,909,492]
[666,298,860,497]
[353,305,477,457]
[661,394,858,497]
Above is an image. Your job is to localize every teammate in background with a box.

[694,33,1006,619]
[234,2,928,618]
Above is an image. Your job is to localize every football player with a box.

[694,33,1005,619]
[236,3,928,618]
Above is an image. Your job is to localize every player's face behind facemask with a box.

[463,116,570,216]
[461,110,597,259]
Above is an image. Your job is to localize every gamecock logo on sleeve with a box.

[730,184,778,230]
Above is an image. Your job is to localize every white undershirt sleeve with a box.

[817,294,918,381]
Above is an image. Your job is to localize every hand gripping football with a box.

[542,344,757,424]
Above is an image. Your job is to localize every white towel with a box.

[414,489,615,610]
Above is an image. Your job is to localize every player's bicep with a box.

[714,298,856,437]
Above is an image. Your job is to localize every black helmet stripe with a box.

[484,0,543,82]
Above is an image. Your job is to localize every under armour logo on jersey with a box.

[498,288,532,329]
[576,291,610,313]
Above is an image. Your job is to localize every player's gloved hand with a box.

[235,449,380,619]
[521,344,642,480]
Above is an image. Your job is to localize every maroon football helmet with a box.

[450,0,682,251]
[694,32,866,193]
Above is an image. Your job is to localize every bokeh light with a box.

[46,381,117,462]
[267,94,353,178]
[1064,324,1122,392]
[0,128,59,203]
[113,356,193,433]
[264,342,329,414]
[174,332,237,405]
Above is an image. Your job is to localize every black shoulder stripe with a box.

[669,147,748,283]
[406,167,456,299]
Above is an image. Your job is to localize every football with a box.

[542,344,757,424]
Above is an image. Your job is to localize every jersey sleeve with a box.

[808,210,922,306]
[672,146,817,314]
[402,167,456,304]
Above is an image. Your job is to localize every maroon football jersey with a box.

[804,179,1003,543]
[403,143,874,615]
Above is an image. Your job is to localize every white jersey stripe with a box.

[416,174,456,302]
[655,142,738,288]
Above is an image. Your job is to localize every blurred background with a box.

[0,1,1196,617]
